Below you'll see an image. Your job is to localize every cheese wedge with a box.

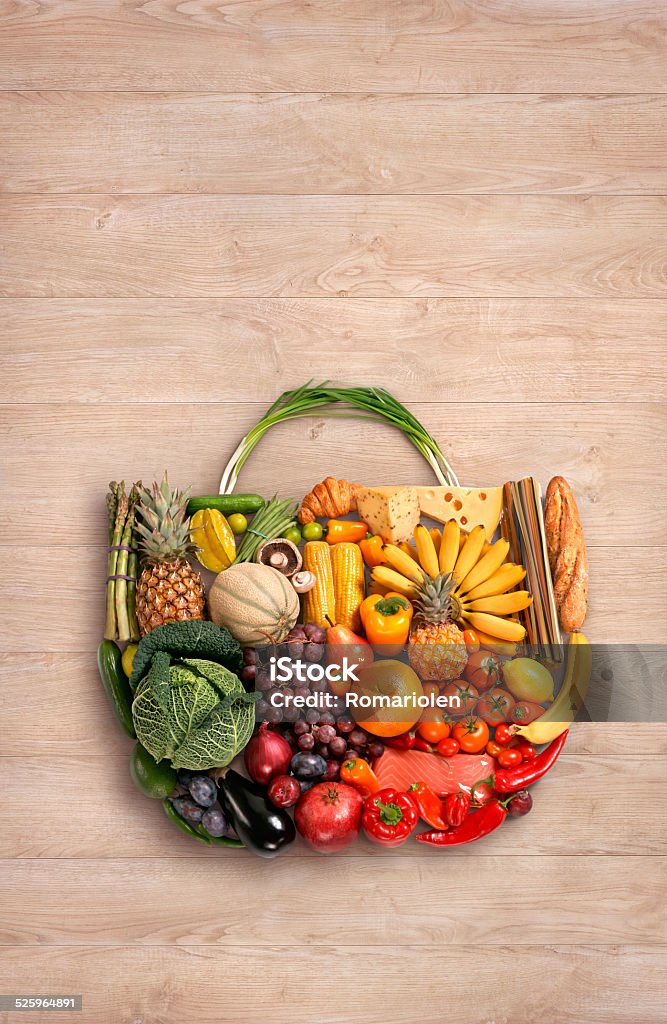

[416,486,503,541]
[355,485,420,544]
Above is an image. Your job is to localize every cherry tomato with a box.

[486,739,504,758]
[437,737,460,758]
[497,748,523,768]
[452,717,490,754]
[514,741,536,761]
[441,680,478,717]
[476,687,515,725]
[470,780,495,806]
[464,651,502,693]
[417,719,451,744]
[463,628,480,654]
[510,701,545,725]
[494,723,515,746]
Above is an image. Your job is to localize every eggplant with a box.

[218,770,295,858]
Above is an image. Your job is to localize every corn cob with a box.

[414,525,439,577]
[331,542,365,631]
[302,541,336,628]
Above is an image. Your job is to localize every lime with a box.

[130,743,178,800]
[121,643,138,678]
[283,525,302,545]
[302,521,324,541]
[228,513,248,535]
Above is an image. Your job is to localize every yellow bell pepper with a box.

[190,508,236,573]
[360,591,413,654]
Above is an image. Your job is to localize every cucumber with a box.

[186,494,265,517]
[97,639,136,738]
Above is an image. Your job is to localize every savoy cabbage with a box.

[132,652,258,770]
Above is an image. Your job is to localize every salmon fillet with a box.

[373,747,497,795]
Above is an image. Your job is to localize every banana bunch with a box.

[514,633,591,744]
[371,521,532,643]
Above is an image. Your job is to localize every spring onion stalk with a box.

[233,496,298,563]
[219,383,458,494]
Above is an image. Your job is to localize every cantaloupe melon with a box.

[208,563,299,645]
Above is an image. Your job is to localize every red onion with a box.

[244,722,292,785]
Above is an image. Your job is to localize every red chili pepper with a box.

[383,730,416,751]
[493,731,569,793]
[416,800,507,847]
[362,787,419,848]
[413,736,437,753]
[408,782,449,830]
[444,790,471,828]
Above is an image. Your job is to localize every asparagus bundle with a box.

[105,481,142,641]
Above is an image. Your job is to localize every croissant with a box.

[298,477,361,524]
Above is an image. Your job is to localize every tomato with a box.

[437,737,460,757]
[486,739,504,758]
[476,687,515,725]
[452,718,490,754]
[494,723,515,746]
[514,741,536,761]
[417,719,451,744]
[470,780,495,806]
[497,748,523,768]
[464,651,502,693]
[418,682,441,723]
[510,701,545,725]
[463,629,480,654]
[441,680,478,717]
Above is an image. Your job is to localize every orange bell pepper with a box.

[359,533,385,568]
[360,591,413,654]
[340,757,380,797]
[325,519,368,545]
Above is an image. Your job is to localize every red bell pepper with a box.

[444,790,471,828]
[362,788,419,848]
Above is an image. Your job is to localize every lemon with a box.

[121,643,138,678]
[503,657,554,704]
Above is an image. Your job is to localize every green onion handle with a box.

[219,383,458,493]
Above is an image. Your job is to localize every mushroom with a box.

[255,538,302,578]
[291,570,316,594]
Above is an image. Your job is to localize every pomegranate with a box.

[295,782,363,854]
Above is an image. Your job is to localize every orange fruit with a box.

[349,659,423,737]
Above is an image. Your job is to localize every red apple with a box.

[326,623,374,697]
[295,782,363,853]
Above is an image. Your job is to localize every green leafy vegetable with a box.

[129,620,243,691]
[132,654,258,771]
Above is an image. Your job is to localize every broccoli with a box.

[129,620,243,691]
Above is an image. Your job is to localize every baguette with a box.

[544,476,588,632]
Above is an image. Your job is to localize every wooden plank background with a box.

[1,1,666,1022]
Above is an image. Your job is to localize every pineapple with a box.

[134,475,205,636]
[408,572,468,683]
